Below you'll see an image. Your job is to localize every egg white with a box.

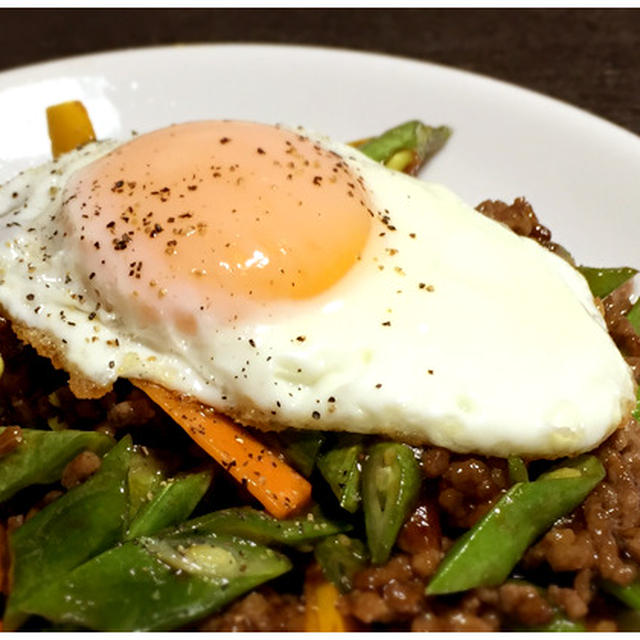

[0,127,634,458]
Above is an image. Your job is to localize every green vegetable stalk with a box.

[427,454,605,595]
[361,442,421,564]
[5,435,132,630]
[356,120,451,175]
[314,534,368,593]
[576,265,637,299]
[171,505,349,547]
[126,468,213,540]
[0,426,113,502]
[317,434,364,513]
[17,533,291,631]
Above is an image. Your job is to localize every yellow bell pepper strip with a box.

[46,100,96,158]
[304,564,352,631]
[133,380,311,519]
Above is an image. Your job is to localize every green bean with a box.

[317,434,364,513]
[576,265,637,298]
[508,456,529,484]
[362,442,421,564]
[602,578,640,610]
[357,120,451,175]
[314,534,368,593]
[4,435,132,630]
[127,447,170,518]
[0,426,113,502]
[17,532,291,631]
[126,468,213,540]
[628,298,640,334]
[276,429,326,477]
[426,455,605,595]
[510,613,586,632]
[170,505,349,546]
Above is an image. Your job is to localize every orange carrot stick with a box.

[133,380,311,519]
[46,100,96,158]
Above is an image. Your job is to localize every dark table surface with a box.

[0,8,639,137]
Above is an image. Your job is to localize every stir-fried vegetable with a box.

[0,426,113,502]
[427,455,605,595]
[134,380,311,519]
[362,442,421,564]
[314,534,368,593]
[126,468,213,540]
[5,436,133,630]
[304,565,352,631]
[18,533,291,631]
[355,120,451,175]
[46,100,96,158]
[577,265,638,299]
[317,434,364,513]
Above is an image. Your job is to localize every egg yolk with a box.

[63,121,373,326]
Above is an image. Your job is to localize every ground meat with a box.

[60,450,102,489]
[198,589,305,631]
[0,425,23,456]
[475,197,572,262]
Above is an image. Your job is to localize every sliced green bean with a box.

[357,120,451,175]
[314,534,368,593]
[276,429,326,477]
[5,435,132,630]
[18,532,291,631]
[317,434,364,513]
[170,505,349,546]
[362,442,421,564]
[628,298,640,335]
[426,455,605,595]
[508,456,529,484]
[127,447,170,518]
[126,468,213,540]
[602,578,640,610]
[0,426,113,502]
[576,265,637,298]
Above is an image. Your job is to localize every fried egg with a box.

[0,120,634,457]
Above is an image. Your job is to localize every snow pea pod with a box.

[427,455,605,595]
[126,468,213,540]
[576,265,637,298]
[314,534,368,593]
[317,434,364,513]
[357,120,451,175]
[170,505,349,546]
[362,442,421,564]
[5,435,132,630]
[18,532,291,631]
[0,426,113,502]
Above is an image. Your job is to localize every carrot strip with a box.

[133,380,311,519]
[46,100,96,158]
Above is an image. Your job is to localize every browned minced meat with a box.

[60,451,102,489]
[199,589,305,631]
[0,425,23,457]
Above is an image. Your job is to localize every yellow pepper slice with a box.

[46,100,96,158]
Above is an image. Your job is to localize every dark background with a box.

[1,8,639,136]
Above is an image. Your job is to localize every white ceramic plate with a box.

[1,43,638,267]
